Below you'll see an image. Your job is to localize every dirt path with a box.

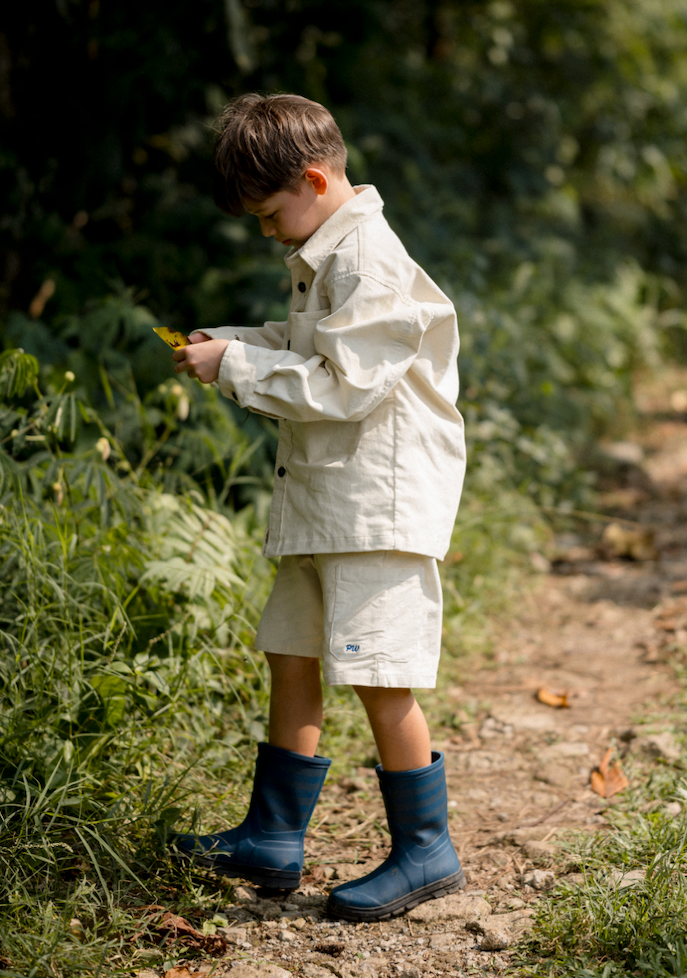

[147,379,687,978]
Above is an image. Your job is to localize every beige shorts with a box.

[254,551,442,688]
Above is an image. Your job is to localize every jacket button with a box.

[277,466,286,477]
[298,281,306,292]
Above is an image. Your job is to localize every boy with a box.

[171,93,467,922]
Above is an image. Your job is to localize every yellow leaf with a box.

[153,326,190,349]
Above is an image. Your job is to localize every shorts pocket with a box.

[328,566,426,665]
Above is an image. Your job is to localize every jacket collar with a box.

[286,185,384,272]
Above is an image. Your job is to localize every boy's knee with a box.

[353,685,413,712]
[267,652,320,681]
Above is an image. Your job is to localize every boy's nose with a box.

[259,218,276,238]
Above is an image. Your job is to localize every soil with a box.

[144,376,687,978]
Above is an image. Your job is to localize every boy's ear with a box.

[304,168,328,196]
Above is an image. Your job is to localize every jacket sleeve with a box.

[194,320,288,350]
[216,273,439,423]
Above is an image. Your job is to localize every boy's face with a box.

[245,182,325,250]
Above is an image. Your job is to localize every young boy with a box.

[171,93,467,922]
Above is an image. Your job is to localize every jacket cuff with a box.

[217,340,258,406]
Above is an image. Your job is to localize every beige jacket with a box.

[200,186,465,560]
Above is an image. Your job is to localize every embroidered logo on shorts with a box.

[344,643,361,654]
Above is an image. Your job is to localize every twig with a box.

[308,812,330,835]
[484,864,515,889]
[105,623,127,666]
[185,514,217,562]
[339,813,385,839]
[517,798,570,828]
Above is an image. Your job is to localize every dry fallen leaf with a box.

[591,747,629,798]
[601,522,657,561]
[537,687,570,709]
[157,911,204,939]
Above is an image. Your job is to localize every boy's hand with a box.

[173,334,230,384]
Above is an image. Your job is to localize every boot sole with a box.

[175,848,301,890]
[326,868,467,922]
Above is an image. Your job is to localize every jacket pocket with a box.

[287,309,328,360]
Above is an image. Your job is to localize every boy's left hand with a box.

[173,335,230,384]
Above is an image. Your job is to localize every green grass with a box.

[516,749,687,978]
[0,346,554,975]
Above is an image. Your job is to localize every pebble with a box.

[611,868,646,889]
[219,926,248,943]
[521,869,555,891]
[630,732,681,763]
[522,840,557,863]
[406,892,491,923]
[228,965,293,978]
[234,885,259,902]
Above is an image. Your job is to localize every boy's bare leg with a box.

[353,686,432,771]
[266,652,323,756]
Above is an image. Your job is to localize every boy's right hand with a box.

[173,334,230,383]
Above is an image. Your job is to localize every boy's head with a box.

[213,93,348,218]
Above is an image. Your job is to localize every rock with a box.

[631,732,681,763]
[134,972,159,978]
[283,892,327,909]
[229,966,293,978]
[278,928,296,941]
[466,916,510,950]
[406,892,491,923]
[398,969,421,978]
[301,961,332,978]
[520,869,555,891]
[480,925,511,951]
[522,840,557,863]
[534,762,573,789]
[468,909,536,949]
[300,967,334,978]
[611,868,646,890]
[219,926,247,944]
[558,872,585,887]
[233,885,259,902]
[479,717,514,739]
[664,802,682,818]
[494,827,559,846]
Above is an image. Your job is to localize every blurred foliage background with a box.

[4,0,687,497]
[2,2,687,972]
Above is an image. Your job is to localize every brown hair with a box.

[213,93,348,216]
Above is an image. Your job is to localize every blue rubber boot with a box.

[327,752,465,920]
[172,742,331,890]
